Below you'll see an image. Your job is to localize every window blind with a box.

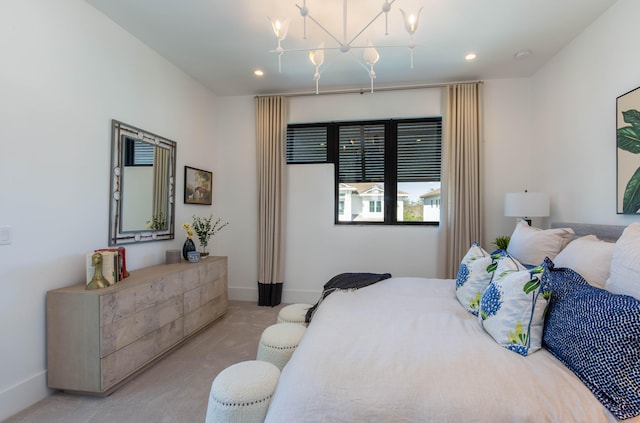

[286,125,328,163]
[397,119,442,182]
[338,124,385,182]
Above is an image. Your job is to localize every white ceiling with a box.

[85,0,617,96]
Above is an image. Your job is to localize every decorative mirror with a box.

[108,119,177,246]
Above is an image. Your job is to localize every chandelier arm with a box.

[295,5,345,48]
[343,0,347,42]
[303,0,307,38]
[346,0,396,48]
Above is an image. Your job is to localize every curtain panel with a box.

[442,83,484,278]
[255,96,288,306]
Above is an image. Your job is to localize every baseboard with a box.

[228,286,258,302]
[228,286,320,305]
[0,370,52,421]
[282,289,320,305]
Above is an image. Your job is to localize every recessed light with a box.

[254,69,264,76]
[514,50,532,60]
[465,52,477,61]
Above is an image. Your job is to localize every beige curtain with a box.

[441,83,484,278]
[152,146,169,230]
[255,96,288,306]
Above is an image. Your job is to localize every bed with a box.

[265,221,640,422]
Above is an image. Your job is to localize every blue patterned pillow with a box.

[544,266,640,420]
[456,243,502,315]
[479,256,550,356]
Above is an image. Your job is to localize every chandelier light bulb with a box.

[364,41,380,66]
[271,19,289,41]
[364,41,380,93]
[310,43,325,95]
[309,43,325,67]
[400,8,422,35]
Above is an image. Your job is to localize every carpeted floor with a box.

[4,300,284,423]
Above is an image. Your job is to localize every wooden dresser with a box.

[46,256,227,395]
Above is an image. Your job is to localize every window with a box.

[123,136,154,166]
[286,125,327,163]
[287,117,442,225]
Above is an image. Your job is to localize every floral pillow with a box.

[479,256,551,356]
[456,243,502,316]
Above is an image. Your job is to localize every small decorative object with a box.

[166,249,181,264]
[184,166,213,205]
[187,251,200,263]
[182,237,196,261]
[86,253,109,290]
[191,214,229,257]
[617,85,640,214]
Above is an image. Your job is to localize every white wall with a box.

[533,0,640,227]
[482,78,538,245]
[213,96,259,301]
[217,86,533,303]
[0,0,221,419]
[283,90,442,303]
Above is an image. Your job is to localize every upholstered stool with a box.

[205,360,280,423]
[257,323,307,370]
[277,303,312,326]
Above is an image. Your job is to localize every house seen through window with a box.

[286,117,442,225]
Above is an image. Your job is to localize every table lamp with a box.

[504,191,550,225]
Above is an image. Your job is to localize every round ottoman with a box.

[205,360,281,423]
[277,303,312,326]
[257,323,307,370]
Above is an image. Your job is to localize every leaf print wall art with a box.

[617,86,640,214]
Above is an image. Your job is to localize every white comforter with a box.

[265,277,635,423]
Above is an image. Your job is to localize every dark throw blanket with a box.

[305,272,392,323]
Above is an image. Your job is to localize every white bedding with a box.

[265,277,637,422]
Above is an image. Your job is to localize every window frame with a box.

[287,117,442,226]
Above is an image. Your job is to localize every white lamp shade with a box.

[504,192,550,218]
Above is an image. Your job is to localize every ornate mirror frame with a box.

[108,119,177,246]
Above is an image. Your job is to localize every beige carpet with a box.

[4,300,284,423]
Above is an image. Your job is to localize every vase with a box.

[200,242,210,257]
[182,238,196,261]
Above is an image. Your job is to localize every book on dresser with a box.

[95,247,129,280]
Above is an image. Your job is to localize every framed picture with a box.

[184,166,213,205]
[617,86,640,214]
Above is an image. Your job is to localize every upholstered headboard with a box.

[551,222,626,243]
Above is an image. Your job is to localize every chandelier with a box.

[270,0,422,94]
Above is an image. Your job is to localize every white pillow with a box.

[507,219,574,265]
[455,243,501,316]
[479,256,551,356]
[606,223,640,300]
[552,235,615,289]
